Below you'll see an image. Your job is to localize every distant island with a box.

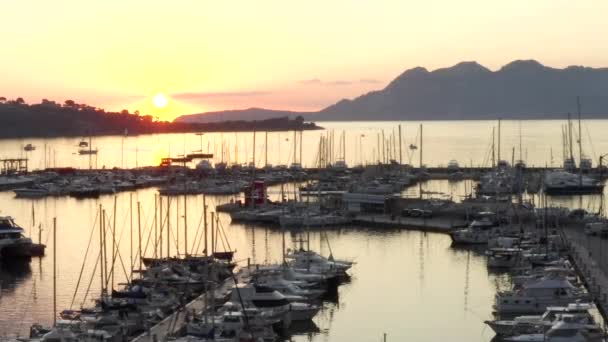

[0,98,321,139]
[175,60,608,122]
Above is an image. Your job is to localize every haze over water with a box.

[0,120,606,340]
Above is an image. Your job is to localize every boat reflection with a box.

[0,258,32,294]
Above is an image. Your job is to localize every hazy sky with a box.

[2,0,608,120]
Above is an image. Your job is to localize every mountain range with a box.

[174,60,608,123]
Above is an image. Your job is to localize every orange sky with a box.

[2,0,608,121]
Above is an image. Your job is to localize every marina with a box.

[2,120,608,342]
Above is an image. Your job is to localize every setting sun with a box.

[153,93,168,108]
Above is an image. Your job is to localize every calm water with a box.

[2,120,608,170]
[0,186,512,341]
[1,120,607,340]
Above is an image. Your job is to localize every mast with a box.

[293,130,297,164]
[99,205,104,296]
[129,194,133,276]
[112,196,117,291]
[167,197,171,258]
[211,212,215,255]
[184,193,188,257]
[137,201,143,272]
[265,131,268,167]
[518,121,523,163]
[53,217,57,327]
[382,130,386,164]
[235,133,238,165]
[159,196,163,258]
[299,130,303,167]
[497,118,501,162]
[492,127,496,168]
[203,195,208,255]
[398,125,403,165]
[154,195,158,258]
[102,208,108,295]
[568,113,574,162]
[577,97,583,186]
[419,124,423,169]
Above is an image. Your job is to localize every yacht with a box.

[494,278,588,314]
[544,170,604,195]
[447,160,460,171]
[503,317,604,342]
[449,218,496,245]
[486,302,596,337]
[0,216,38,258]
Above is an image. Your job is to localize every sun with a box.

[153,93,168,108]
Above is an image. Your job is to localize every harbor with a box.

[1,120,608,342]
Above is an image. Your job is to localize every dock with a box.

[562,225,608,321]
[130,276,235,342]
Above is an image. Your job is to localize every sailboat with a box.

[77,136,98,155]
[544,99,604,195]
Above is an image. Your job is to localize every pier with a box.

[563,225,608,321]
[131,276,235,342]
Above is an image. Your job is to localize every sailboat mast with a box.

[568,113,574,162]
[53,217,57,327]
[299,130,303,167]
[265,131,268,167]
[293,130,297,164]
[398,124,403,165]
[497,118,501,162]
[203,195,208,255]
[577,97,583,186]
[419,124,423,169]
[211,212,215,255]
[184,193,188,257]
[167,197,171,258]
[492,127,496,168]
[519,121,523,163]
[137,201,143,272]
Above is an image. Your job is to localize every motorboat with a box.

[449,218,496,245]
[543,170,604,195]
[486,302,596,337]
[0,216,40,258]
[494,278,588,314]
[503,317,604,342]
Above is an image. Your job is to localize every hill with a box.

[0,99,320,139]
[175,60,608,122]
[317,60,608,120]
[175,107,315,123]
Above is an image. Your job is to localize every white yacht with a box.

[494,278,588,314]
[543,170,604,195]
[449,218,496,245]
[486,302,596,337]
[503,317,604,342]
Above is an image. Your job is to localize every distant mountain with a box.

[175,60,608,123]
[317,60,608,120]
[175,107,315,123]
